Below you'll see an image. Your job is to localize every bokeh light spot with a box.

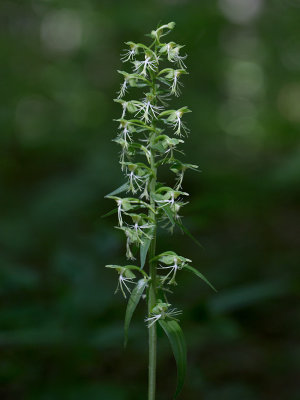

[219,0,263,24]
[226,61,264,98]
[41,9,82,54]
[220,30,263,61]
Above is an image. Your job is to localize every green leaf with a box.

[105,183,129,198]
[101,208,117,218]
[184,265,217,292]
[176,219,204,250]
[140,236,152,269]
[124,278,148,347]
[162,204,175,225]
[159,320,187,399]
[140,227,154,269]
[162,205,204,250]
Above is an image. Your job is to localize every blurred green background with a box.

[1,0,300,399]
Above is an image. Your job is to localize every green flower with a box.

[159,42,187,68]
[159,107,191,136]
[105,265,136,298]
[145,300,182,327]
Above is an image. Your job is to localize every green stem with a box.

[148,241,157,400]
[148,132,157,400]
[148,51,159,399]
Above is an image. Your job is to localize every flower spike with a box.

[105,22,215,400]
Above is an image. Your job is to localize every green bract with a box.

[105,22,215,400]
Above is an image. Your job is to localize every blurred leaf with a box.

[209,280,291,313]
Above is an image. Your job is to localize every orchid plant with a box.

[104,22,216,400]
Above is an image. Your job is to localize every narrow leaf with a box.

[184,265,217,292]
[159,320,187,399]
[176,219,204,250]
[140,237,151,269]
[140,227,154,269]
[105,183,129,198]
[124,278,148,347]
[101,208,117,218]
[162,204,175,225]
[162,205,204,249]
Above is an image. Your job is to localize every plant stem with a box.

[148,132,157,400]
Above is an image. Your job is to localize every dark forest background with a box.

[1,0,299,399]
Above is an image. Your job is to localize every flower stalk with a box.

[148,135,157,400]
